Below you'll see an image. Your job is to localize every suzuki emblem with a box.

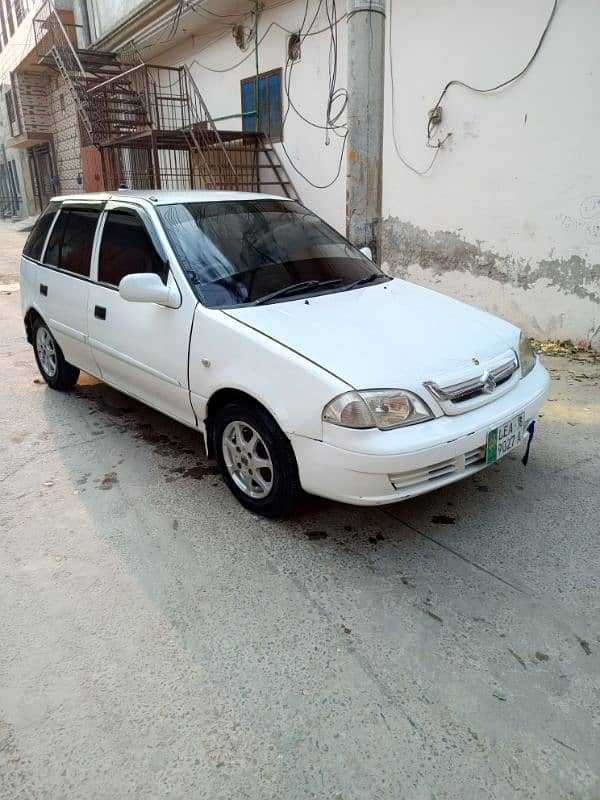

[481,370,497,394]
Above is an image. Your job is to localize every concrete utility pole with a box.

[345,0,386,261]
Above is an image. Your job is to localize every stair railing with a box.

[33,0,96,138]
[180,64,237,185]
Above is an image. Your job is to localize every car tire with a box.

[212,400,302,517]
[32,318,80,391]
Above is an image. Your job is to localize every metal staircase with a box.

[254,133,298,199]
[33,2,96,137]
[34,3,152,145]
[31,1,298,197]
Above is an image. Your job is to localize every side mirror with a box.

[360,246,373,260]
[119,273,180,308]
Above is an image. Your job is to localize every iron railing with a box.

[28,5,296,196]
[33,0,97,137]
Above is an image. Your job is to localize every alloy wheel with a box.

[36,327,57,378]
[221,420,274,499]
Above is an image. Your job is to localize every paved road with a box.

[1,221,599,799]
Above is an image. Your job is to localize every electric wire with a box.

[390,0,558,175]
[183,0,345,73]
[278,0,347,189]
[388,0,446,175]
[136,0,298,53]
[427,0,558,143]
[186,22,280,71]
[195,0,296,20]
[185,0,348,188]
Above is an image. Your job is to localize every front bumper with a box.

[291,360,551,506]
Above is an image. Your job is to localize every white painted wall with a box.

[87,0,146,40]
[0,1,42,80]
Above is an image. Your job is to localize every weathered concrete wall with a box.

[382,0,600,345]
[382,219,600,345]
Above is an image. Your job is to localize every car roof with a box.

[51,190,291,205]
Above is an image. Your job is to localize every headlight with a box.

[322,389,434,430]
[518,332,536,378]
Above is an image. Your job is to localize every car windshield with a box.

[156,199,388,307]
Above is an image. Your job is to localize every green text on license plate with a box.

[486,414,524,464]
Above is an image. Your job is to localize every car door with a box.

[37,202,102,376]
[87,201,197,427]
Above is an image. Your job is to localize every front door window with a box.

[98,209,167,288]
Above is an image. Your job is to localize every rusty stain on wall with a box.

[382,216,600,305]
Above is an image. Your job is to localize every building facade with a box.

[4,0,600,346]
[0,0,35,217]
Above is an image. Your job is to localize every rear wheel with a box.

[213,400,302,517]
[32,318,80,391]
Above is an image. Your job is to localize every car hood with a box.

[224,278,519,390]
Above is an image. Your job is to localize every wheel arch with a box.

[24,306,44,344]
[204,388,283,457]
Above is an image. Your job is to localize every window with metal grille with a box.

[5,89,18,137]
[241,69,282,141]
[0,0,7,47]
[6,89,15,122]
[14,0,25,26]
[5,0,14,36]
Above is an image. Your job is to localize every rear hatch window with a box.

[23,203,59,262]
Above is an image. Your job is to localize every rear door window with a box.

[22,203,59,261]
[98,209,167,287]
[44,207,101,277]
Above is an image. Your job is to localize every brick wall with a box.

[48,75,83,194]
[12,72,51,134]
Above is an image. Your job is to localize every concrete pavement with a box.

[1,220,599,799]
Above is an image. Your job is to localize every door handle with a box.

[40,284,48,296]
[94,305,106,320]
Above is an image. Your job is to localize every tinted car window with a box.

[44,207,100,277]
[157,200,386,308]
[23,203,58,261]
[98,209,167,287]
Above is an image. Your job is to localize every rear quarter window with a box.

[22,203,59,262]
[44,207,101,277]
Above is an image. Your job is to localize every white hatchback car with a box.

[21,190,550,516]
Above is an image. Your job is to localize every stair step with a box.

[77,49,119,62]
[258,180,293,186]
[88,86,141,95]
[102,100,146,107]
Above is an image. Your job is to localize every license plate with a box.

[486,414,524,464]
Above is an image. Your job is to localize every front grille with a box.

[424,355,519,410]
[389,445,486,491]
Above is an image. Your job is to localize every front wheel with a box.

[32,318,80,391]
[213,401,302,517]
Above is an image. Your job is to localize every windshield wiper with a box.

[252,278,343,306]
[344,273,386,292]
